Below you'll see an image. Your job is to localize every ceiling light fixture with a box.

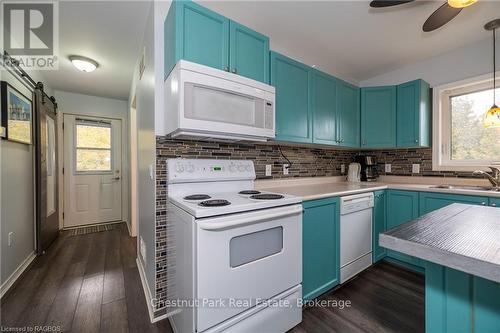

[447,0,477,9]
[484,19,500,128]
[69,55,99,73]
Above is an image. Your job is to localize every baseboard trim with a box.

[125,220,132,237]
[1,252,36,299]
[136,257,155,323]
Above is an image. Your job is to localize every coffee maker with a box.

[354,155,379,182]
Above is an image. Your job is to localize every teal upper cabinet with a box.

[419,192,489,215]
[312,70,338,145]
[373,190,387,263]
[165,1,229,76]
[302,198,340,301]
[360,86,397,148]
[271,52,313,143]
[386,190,420,267]
[337,80,360,147]
[164,1,269,83]
[397,79,431,148]
[229,21,269,83]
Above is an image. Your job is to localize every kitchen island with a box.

[380,203,500,333]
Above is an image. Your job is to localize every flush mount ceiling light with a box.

[69,55,99,73]
[484,18,500,128]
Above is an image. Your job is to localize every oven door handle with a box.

[198,205,303,231]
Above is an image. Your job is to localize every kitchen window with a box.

[433,74,500,171]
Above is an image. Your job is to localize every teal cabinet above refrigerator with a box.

[164,1,269,83]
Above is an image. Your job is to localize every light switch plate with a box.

[385,164,391,173]
[8,232,13,247]
[412,164,420,174]
[265,164,272,177]
[341,164,345,174]
[0,126,6,138]
[149,164,154,180]
[283,164,289,175]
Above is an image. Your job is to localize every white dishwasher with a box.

[340,192,374,283]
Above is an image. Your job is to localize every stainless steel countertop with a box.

[380,203,500,283]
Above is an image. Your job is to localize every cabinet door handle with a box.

[231,68,237,74]
[224,66,229,72]
[492,203,497,207]
[481,202,486,205]
[415,139,419,143]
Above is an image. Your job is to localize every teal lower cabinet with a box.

[490,197,500,207]
[419,192,489,215]
[302,198,340,301]
[425,261,500,333]
[386,190,422,269]
[372,190,387,263]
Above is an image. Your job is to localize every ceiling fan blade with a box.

[370,0,414,8]
[422,3,462,32]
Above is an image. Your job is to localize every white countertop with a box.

[255,176,500,201]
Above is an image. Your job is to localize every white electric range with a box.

[167,158,303,333]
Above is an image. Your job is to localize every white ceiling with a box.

[41,1,150,100]
[199,0,500,84]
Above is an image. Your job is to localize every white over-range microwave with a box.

[161,60,275,141]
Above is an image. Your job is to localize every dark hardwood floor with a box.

[1,225,423,333]
[0,223,172,333]
[290,261,424,333]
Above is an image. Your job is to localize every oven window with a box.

[229,227,283,268]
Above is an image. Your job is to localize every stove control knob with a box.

[244,165,251,172]
[186,164,195,173]
[176,164,184,173]
[238,165,245,172]
[229,164,237,173]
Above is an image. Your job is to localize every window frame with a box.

[73,118,114,174]
[433,72,500,172]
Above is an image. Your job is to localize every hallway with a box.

[0,224,171,332]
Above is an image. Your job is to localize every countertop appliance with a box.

[162,60,276,142]
[355,155,379,182]
[340,192,374,283]
[167,158,302,333]
[347,162,361,182]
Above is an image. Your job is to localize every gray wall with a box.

[133,1,157,302]
[0,69,51,289]
[361,36,500,87]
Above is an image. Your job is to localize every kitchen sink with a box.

[431,184,499,192]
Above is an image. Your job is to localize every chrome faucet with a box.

[473,167,500,188]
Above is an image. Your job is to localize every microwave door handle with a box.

[198,205,303,231]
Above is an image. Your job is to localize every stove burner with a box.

[238,190,261,195]
[250,194,285,200]
[199,199,231,207]
[184,194,211,201]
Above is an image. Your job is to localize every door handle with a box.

[112,176,120,180]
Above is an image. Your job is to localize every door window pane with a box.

[75,121,112,172]
[450,87,500,161]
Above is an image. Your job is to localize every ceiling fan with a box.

[369,0,478,32]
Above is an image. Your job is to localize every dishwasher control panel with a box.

[340,193,374,215]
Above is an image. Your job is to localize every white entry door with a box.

[64,114,122,227]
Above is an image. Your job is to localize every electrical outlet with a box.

[265,164,272,177]
[385,164,391,173]
[341,164,345,174]
[412,164,420,174]
[140,236,146,263]
[8,232,14,247]
[283,164,289,175]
